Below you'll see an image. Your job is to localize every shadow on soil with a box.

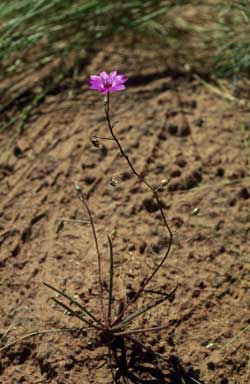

[109,339,205,384]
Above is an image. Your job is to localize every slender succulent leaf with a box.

[52,297,96,328]
[107,234,114,324]
[43,281,103,327]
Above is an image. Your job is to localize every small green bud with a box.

[74,184,81,192]
[91,135,100,148]
[160,178,169,187]
[192,207,200,216]
[64,310,70,316]
[110,178,119,188]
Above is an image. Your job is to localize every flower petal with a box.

[115,74,128,84]
[89,71,127,93]
[89,84,102,92]
[89,77,102,87]
[109,70,117,82]
[99,71,109,81]
[89,75,101,81]
[110,84,126,92]
[100,88,109,94]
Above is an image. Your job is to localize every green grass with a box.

[0,0,178,149]
[0,0,174,78]
[1,1,250,80]
[1,0,250,151]
[211,1,250,78]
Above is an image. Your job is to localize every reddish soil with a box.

[0,46,250,384]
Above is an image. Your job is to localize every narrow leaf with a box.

[107,234,114,324]
[43,281,103,327]
[52,297,96,328]
[112,286,177,331]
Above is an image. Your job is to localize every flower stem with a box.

[75,185,105,319]
[104,92,173,314]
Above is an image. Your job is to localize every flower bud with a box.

[160,178,169,187]
[192,207,200,216]
[91,135,100,148]
[110,177,119,188]
[74,184,81,192]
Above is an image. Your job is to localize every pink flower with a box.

[89,70,128,94]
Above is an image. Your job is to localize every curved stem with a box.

[0,328,87,352]
[104,92,173,315]
[75,186,105,319]
[107,235,114,325]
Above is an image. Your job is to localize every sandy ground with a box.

[0,45,250,384]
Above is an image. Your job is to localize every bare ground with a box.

[0,45,250,384]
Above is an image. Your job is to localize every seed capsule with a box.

[91,136,100,148]
[192,207,200,216]
[160,178,169,187]
[110,178,119,188]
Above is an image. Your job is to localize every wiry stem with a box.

[0,328,86,352]
[75,185,105,319]
[107,235,114,325]
[104,92,173,312]
[114,324,168,337]
[111,286,177,331]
